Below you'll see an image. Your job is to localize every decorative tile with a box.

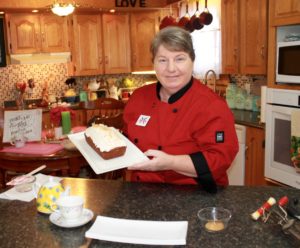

[0,63,157,107]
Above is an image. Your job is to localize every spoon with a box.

[6,165,47,186]
[200,0,213,25]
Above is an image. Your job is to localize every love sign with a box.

[3,109,42,142]
[115,0,147,7]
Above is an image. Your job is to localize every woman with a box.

[123,26,238,193]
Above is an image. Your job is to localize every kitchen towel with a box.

[0,173,61,202]
[85,216,188,245]
[260,86,267,123]
[291,109,300,172]
[0,143,63,155]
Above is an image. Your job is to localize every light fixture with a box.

[51,2,75,17]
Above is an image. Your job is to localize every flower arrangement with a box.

[15,81,27,109]
[50,106,76,126]
[16,81,27,93]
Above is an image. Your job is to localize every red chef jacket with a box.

[123,77,238,192]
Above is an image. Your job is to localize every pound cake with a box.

[84,124,127,160]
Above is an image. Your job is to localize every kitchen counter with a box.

[4,100,264,129]
[232,109,264,129]
[0,178,299,247]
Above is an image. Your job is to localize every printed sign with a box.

[3,109,42,142]
[115,0,146,7]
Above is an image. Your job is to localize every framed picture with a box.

[0,17,7,67]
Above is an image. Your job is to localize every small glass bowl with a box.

[197,207,232,232]
[14,175,36,193]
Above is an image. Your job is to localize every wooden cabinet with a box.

[6,13,69,54]
[269,0,300,26]
[221,0,267,75]
[245,126,266,186]
[130,11,159,72]
[221,0,239,74]
[69,14,103,76]
[240,0,267,74]
[102,13,131,74]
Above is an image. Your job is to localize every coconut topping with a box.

[85,124,126,152]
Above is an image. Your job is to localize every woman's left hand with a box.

[128,149,173,171]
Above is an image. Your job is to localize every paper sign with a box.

[3,109,42,142]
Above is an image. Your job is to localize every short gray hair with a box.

[150,26,195,62]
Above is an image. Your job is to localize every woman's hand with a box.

[128,149,172,171]
[128,149,197,178]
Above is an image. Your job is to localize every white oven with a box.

[265,88,300,188]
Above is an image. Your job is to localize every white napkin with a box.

[85,216,188,245]
[0,173,61,202]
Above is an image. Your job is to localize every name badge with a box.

[136,115,151,127]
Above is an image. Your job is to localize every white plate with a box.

[68,131,149,175]
[85,216,188,245]
[50,208,94,228]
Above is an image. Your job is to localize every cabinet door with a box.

[240,0,267,74]
[270,0,300,26]
[6,14,41,54]
[221,0,239,74]
[72,14,103,76]
[102,13,131,74]
[40,14,69,53]
[130,11,159,72]
[245,127,266,186]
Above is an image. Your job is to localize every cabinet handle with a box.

[234,48,238,59]
[133,54,136,64]
[99,57,102,65]
[41,32,45,43]
[260,45,265,59]
[105,56,108,64]
[35,32,39,44]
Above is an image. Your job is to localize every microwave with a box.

[276,40,300,84]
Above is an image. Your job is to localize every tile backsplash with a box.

[0,63,157,107]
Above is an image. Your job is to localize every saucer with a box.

[49,208,94,228]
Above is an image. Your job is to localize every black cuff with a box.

[190,152,217,194]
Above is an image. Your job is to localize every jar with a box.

[226,83,236,109]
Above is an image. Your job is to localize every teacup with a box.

[51,195,84,221]
[10,133,27,148]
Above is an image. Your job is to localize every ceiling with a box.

[0,0,181,12]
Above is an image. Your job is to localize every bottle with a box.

[226,83,236,109]
[244,94,253,111]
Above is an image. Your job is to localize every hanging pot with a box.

[199,0,213,25]
[159,6,177,30]
[178,2,193,32]
[159,15,177,30]
[190,1,203,31]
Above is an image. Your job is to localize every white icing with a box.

[85,124,126,152]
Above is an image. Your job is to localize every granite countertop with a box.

[0,178,299,248]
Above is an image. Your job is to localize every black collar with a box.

[156,77,193,104]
